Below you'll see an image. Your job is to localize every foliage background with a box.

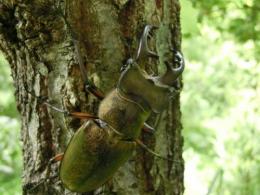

[181,0,260,194]
[0,54,21,195]
[0,0,259,194]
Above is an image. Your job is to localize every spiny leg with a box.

[135,139,181,163]
[142,122,155,134]
[59,7,105,100]
[50,153,64,162]
[73,40,105,100]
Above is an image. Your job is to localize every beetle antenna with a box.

[135,139,181,163]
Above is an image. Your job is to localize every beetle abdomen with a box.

[60,120,135,192]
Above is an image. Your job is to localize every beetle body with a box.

[60,86,150,192]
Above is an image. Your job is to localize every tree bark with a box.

[0,0,184,194]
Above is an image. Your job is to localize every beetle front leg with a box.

[59,10,105,100]
[73,40,105,100]
[143,122,155,134]
[84,81,105,100]
[135,139,181,163]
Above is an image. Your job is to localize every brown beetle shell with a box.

[60,89,150,192]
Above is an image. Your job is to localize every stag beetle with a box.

[55,25,185,192]
[29,25,184,192]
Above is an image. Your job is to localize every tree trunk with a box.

[0,0,184,195]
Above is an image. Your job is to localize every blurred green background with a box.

[0,54,21,195]
[0,0,259,194]
[181,0,260,194]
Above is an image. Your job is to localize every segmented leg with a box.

[73,40,104,100]
[135,139,181,163]
[142,122,155,134]
[50,153,64,162]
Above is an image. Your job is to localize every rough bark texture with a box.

[0,0,184,194]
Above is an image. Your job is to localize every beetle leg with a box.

[69,112,98,120]
[60,9,105,100]
[73,40,105,100]
[93,119,124,137]
[84,82,105,100]
[50,153,64,162]
[135,139,181,163]
[142,122,155,134]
